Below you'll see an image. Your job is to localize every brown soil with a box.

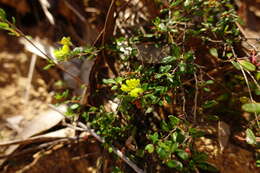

[0,32,52,142]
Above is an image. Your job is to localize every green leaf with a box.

[115,77,123,84]
[198,162,218,172]
[256,71,260,81]
[160,65,172,73]
[226,52,233,58]
[165,95,171,104]
[189,128,204,138]
[255,88,260,96]
[155,73,164,79]
[239,60,256,71]
[108,147,113,153]
[245,128,256,145]
[184,0,192,7]
[82,112,89,121]
[256,160,260,167]
[168,115,180,126]
[161,121,170,131]
[170,142,178,153]
[0,22,9,29]
[203,87,211,92]
[242,103,260,113]
[155,86,167,94]
[178,61,186,72]
[144,34,154,38]
[231,61,241,70]
[177,149,189,160]
[103,78,116,84]
[166,160,183,170]
[176,131,185,143]
[12,16,16,24]
[145,107,153,114]
[149,132,159,144]
[145,144,154,153]
[171,132,178,142]
[43,63,55,70]
[162,56,176,64]
[70,104,80,110]
[205,80,214,85]
[156,147,168,159]
[209,48,218,58]
[202,100,218,109]
[193,152,208,162]
[171,44,181,58]
[111,85,118,90]
[0,8,6,20]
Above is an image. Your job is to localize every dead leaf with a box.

[0,105,66,166]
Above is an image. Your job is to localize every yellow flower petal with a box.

[126,79,140,89]
[129,88,143,97]
[60,37,72,46]
[121,84,131,92]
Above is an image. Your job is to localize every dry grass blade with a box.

[24,54,37,103]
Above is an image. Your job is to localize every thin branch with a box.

[231,47,259,128]
[245,70,260,90]
[193,72,198,123]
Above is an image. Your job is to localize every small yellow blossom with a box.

[126,79,140,89]
[120,79,143,97]
[54,44,70,59]
[54,37,72,60]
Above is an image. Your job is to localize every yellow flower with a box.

[120,79,143,97]
[126,79,140,89]
[54,44,70,59]
[129,88,143,97]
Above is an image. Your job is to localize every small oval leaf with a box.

[242,103,260,113]
[145,144,154,153]
[239,60,256,71]
[209,48,218,58]
[166,160,183,170]
[177,149,189,160]
[245,128,256,145]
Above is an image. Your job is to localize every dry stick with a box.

[24,54,37,103]
[0,138,76,159]
[193,72,198,123]
[48,105,145,173]
[245,70,260,90]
